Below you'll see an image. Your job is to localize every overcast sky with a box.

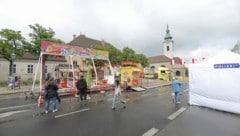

[1,0,239,62]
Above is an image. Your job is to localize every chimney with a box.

[73,34,76,39]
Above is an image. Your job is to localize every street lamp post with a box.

[10,52,16,76]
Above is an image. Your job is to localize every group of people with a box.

[43,75,88,114]
[43,74,183,114]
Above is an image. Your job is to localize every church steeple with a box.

[163,25,174,58]
[164,25,172,40]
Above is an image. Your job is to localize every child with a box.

[112,80,126,109]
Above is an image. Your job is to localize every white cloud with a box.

[0,0,239,59]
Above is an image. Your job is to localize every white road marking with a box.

[55,108,90,118]
[183,89,189,92]
[168,107,186,120]
[0,110,30,118]
[141,93,152,97]
[0,103,36,111]
[142,128,159,136]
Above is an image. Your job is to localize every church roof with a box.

[148,55,170,63]
[148,55,181,64]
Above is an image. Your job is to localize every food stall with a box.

[120,61,142,88]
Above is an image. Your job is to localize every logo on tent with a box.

[214,63,239,69]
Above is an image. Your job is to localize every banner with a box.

[41,41,109,60]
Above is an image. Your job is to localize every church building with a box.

[148,25,187,78]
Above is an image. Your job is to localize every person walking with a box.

[112,80,126,110]
[44,77,59,113]
[76,75,88,101]
[171,77,182,104]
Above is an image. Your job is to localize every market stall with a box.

[32,41,115,106]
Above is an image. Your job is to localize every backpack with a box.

[77,79,86,89]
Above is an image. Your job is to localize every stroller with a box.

[8,76,21,89]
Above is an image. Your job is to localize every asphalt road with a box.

[0,85,190,136]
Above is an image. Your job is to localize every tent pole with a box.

[70,55,75,89]
[31,53,41,91]
[107,59,114,77]
[91,58,98,86]
[38,53,44,107]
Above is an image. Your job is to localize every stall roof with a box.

[41,41,109,60]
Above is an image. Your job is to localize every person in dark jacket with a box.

[76,75,87,101]
[44,77,59,113]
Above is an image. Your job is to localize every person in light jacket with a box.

[171,77,182,104]
[112,80,126,109]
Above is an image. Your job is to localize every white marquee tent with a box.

[188,49,240,114]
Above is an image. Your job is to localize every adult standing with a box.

[171,77,182,104]
[44,77,59,113]
[76,75,87,101]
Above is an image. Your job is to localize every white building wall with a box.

[163,41,174,58]
[0,59,65,82]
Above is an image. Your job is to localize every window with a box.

[166,46,170,51]
[161,70,166,74]
[27,65,33,73]
[73,60,77,65]
[175,71,181,76]
[13,64,16,74]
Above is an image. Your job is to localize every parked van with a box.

[155,67,171,81]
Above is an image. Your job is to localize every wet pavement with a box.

[1,81,240,136]
[156,106,240,136]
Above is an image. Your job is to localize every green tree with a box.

[95,44,123,65]
[122,47,136,61]
[135,53,149,67]
[27,24,64,56]
[0,28,27,76]
[27,24,64,80]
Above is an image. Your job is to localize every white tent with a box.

[188,49,240,114]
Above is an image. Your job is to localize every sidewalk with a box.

[0,80,171,95]
[0,85,33,95]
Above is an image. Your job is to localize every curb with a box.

[143,83,171,89]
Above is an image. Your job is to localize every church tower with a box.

[163,25,174,58]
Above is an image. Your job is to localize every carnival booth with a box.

[188,49,240,114]
[32,41,115,106]
[120,61,143,89]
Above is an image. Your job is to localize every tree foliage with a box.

[95,45,149,67]
[27,24,64,56]
[122,47,136,61]
[95,44,123,65]
[135,53,149,67]
[0,29,26,60]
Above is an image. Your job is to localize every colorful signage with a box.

[41,41,109,60]
[214,63,240,69]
